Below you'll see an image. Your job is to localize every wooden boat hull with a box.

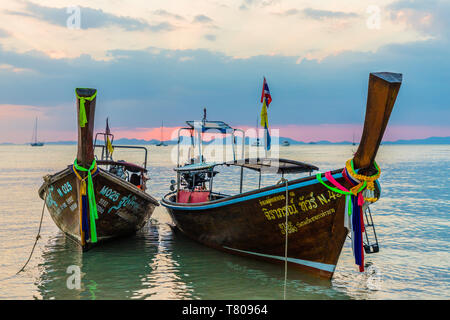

[39,166,159,250]
[162,169,372,279]
[162,71,401,279]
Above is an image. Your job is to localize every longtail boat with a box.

[38,88,159,250]
[161,72,402,279]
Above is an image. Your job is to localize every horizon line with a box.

[2,135,450,145]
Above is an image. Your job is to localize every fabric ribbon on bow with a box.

[316,164,376,272]
[75,89,97,128]
[72,159,99,244]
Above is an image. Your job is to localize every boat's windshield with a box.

[171,113,318,202]
[94,131,149,191]
[173,158,318,202]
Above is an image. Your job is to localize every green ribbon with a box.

[316,172,366,217]
[316,173,367,195]
[347,195,352,217]
[75,89,97,128]
[74,159,98,243]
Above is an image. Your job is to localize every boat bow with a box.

[353,72,402,172]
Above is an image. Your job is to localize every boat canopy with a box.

[96,160,147,173]
[175,158,318,175]
[225,158,319,174]
[174,162,216,172]
[185,120,233,133]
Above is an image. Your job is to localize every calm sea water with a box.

[0,144,448,300]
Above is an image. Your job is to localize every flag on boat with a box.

[260,77,272,107]
[106,118,114,155]
[260,77,271,150]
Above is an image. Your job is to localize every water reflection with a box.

[2,145,448,299]
[36,218,352,300]
[37,224,160,299]
[168,229,351,300]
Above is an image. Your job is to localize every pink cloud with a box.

[0,104,43,118]
[1,103,450,144]
[110,126,183,141]
[0,104,74,143]
[278,124,450,142]
[105,124,450,143]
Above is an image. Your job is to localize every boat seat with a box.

[178,190,210,203]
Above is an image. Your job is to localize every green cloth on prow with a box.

[73,159,98,243]
[75,89,97,128]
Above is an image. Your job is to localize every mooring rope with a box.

[16,190,47,274]
[282,178,289,300]
[276,176,289,299]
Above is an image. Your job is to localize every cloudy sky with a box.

[0,0,449,143]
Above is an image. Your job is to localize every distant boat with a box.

[30,117,44,147]
[282,140,290,147]
[252,116,262,147]
[156,121,168,146]
[251,138,262,147]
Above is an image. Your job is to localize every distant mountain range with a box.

[264,136,450,145]
[2,136,450,145]
[381,136,450,145]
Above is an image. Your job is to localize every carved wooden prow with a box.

[75,88,97,168]
[353,72,402,173]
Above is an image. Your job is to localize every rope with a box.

[281,177,289,300]
[16,190,47,274]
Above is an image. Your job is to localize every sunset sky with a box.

[0,0,449,143]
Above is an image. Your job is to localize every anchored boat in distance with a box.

[38,88,159,251]
[161,72,402,279]
[156,120,168,146]
[30,117,44,147]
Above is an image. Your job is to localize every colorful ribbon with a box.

[316,161,381,273]
[75,89,97,128]
[345,159,380,202]
[73,159,99,243]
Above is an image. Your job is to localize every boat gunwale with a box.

[39,165,160,205]
[161,167,344,210]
